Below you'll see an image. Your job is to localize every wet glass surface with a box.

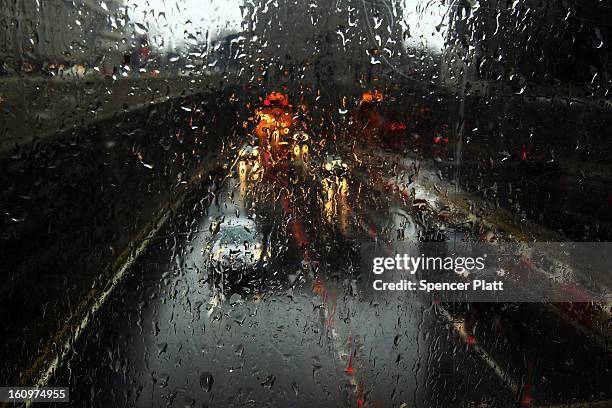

[1,1,611,407]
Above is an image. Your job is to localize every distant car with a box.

[321,155,350,194]
[381,118,410,151]
[239,145,260,161]
[238,145,262,181]
[353,90,386,143]
[205,219,269,284]
[291,131,310,162]
[322,155,349,179]
[254,92,295,161]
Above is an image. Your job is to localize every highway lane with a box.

[39,119,611,407]
[47,151,523,408]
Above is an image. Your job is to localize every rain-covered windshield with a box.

[1,1,611,407]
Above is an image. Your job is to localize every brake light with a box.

[362,90,383,103]
[521,145,528,161]
[385,122,407,131]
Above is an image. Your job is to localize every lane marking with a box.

[339,153,524,402]
[35,207,173,388]
[20,148,244,397]
[375,148,612,348]
[437,305,521,395]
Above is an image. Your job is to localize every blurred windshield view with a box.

[1,1,611,407]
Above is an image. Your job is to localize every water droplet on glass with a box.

[199,372,214,392]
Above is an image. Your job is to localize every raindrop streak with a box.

[199,372,214,392]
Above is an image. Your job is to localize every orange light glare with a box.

[361,90,383,103]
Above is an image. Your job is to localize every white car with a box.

[205,218,269,284]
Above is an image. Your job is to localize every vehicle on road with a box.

[205,218,270,285]
[291,131,311,163]
[254,92,295,161]
[238,144,263,182]
[354,90,385,143]
[321,154,350,193]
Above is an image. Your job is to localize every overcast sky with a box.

[127,0,244,52]
[126,0,447,53]
[401,0,448,52]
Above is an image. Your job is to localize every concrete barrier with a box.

[0,82,246,385]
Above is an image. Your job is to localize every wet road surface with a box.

[46,145,611,408]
